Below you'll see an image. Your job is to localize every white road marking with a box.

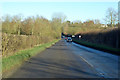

[80,56,94,67]
[80,54,106,78]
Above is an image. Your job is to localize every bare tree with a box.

[105,8,118,27]
[12,14,23,35]
[105,8,119,48]
[94,19,101,24]
[52,13,67,38]
[52,12,67,23]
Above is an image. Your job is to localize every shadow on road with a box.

[10,40,101,78]
[18,57,100,78]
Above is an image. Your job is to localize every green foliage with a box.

[72,38,120,54]
[2,15,62,38]
[2,15,22,34]
[2,39,59,73]
[2,15,63,56]
[63,20,104,35]
[2,33,56,56]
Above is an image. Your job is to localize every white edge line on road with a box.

[72,42,118,61]
[79,53,106,78]
[71,42,110,78]
[80,56,94,67]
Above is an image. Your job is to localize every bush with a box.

[2,15,63,57]
[2,33,55,57]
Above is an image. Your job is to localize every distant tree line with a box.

[63,19,105,35]
[2,14,64,56]
[63,7,118,35]
[2,15,63,39]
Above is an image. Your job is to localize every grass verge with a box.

[72,38,120,55]
[2,39,59,74]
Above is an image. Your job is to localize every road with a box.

[9,39,119,78]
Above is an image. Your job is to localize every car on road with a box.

[65,37,67,40]
[67,37,72,42]
[61,36,65,38]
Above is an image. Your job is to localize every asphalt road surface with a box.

[9,39,119,78]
